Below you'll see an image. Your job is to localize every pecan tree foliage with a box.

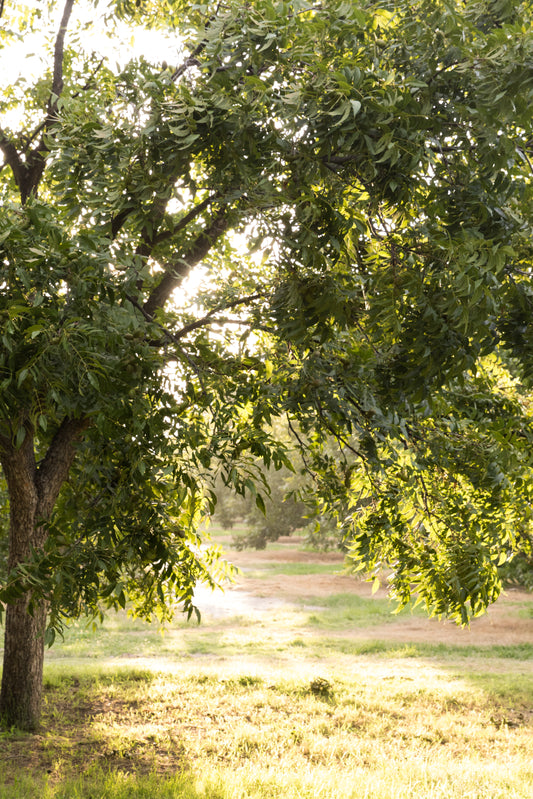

[1,0,533,727]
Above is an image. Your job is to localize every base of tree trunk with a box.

[0,597,47,731]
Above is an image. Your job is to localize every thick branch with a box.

[35,416,90,519]
[0,130,25,190]
[0,429,38,509]
[142,210,229,317]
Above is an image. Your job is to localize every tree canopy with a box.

[2,0,533,728]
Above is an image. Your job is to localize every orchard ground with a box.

[0,528,532,799]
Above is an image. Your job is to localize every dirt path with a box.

[219,542,533,647]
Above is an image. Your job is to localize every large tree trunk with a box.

[0,418,88,730]
[1,596,47,731]
[0,431,47,730]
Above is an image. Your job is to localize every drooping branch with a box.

[142,209,229,317]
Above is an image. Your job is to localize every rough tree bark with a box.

[0,431,45,731]
[0,419,88,730]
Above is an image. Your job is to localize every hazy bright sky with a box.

[0,0,182,86]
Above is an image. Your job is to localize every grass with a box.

[303,591,421,627]
[0,665,532,798]
[243,562,341,577]
[53,615,533,663]
[311,636,533,660]
[1,537,532,798]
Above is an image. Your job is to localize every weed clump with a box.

[308,677,334,701]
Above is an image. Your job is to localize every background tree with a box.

[211,419,310,549]
[2,0,533,730]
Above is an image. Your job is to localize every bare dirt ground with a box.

[222,538,533,647]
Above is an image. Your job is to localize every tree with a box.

[2,0,533,729]
[211,420,310,549]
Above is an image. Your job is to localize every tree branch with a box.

[19,59,104,157]
[0,426,37,501]
[0,130,25,189]
[135,194,215,257]
[172,292,267,339]
[142,209,229,317]
[127,291,267,353]
[49,0,76,114]
[35,416,91,519]
[170,3,223,83]
[8,0,76,203]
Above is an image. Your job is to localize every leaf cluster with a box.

[2,0,533,628]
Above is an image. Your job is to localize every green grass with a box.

[516,604,533,619]
[4,769,532,799]
[311,636,533,660]
[303,591,421,628]
[0,666,532,798]
[244,562,342,577]
[46,590,533,664]
[0,770,210,799]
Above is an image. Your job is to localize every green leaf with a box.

[255,494,266,516]
[14,426,26,449]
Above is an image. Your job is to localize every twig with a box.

[286,416,317,478]
[127,291,267,345]
[136,193,216,254]
[173,292,266,339]
[171,2,223,82]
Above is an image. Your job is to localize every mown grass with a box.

[60,591,533,667]
[243,562,342,577]
[49,592,414,660]
[0,664,532,799]
[310,636,533,660]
